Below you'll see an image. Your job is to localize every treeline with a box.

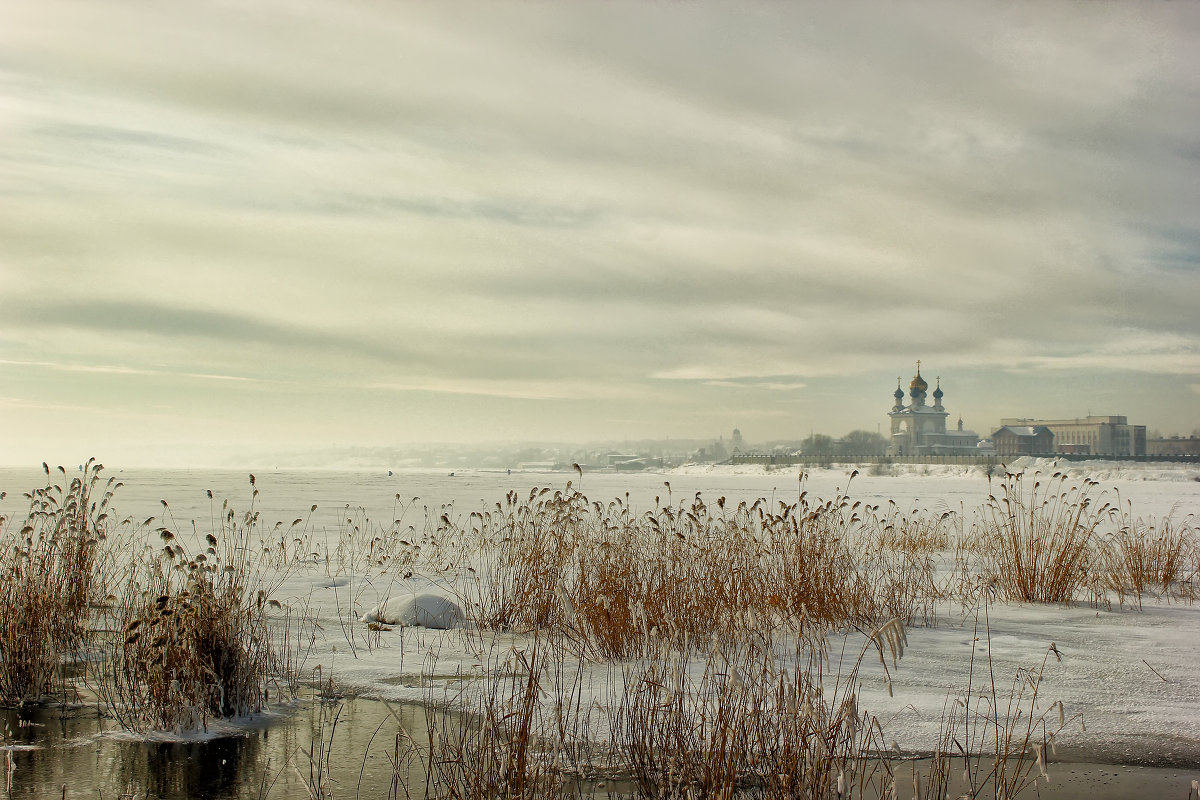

[800,429,889,457]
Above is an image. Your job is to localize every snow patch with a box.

[364,593,463,629]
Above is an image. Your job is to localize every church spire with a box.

[908,361,928,404]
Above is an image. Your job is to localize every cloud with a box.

[5,298,445,374]
[0,394,95,413]
[987,330,1200,376]
[701,380,808,392]
[0,1,1198,457]
[365,376,650,402]
[0,357,261,383]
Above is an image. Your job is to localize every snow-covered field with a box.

[2,458,1198,769]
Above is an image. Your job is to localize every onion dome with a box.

[894,378,904,401]
[909,372,928,393]
[932,377,943,401]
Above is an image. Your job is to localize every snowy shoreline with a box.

[2,461,1198,780]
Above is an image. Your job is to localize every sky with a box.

[1,1,1198,467]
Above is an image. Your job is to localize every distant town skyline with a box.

[1,2,1198,469]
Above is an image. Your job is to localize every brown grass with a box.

[421,635,599,800]
[1100,503,1197,608]
[973,470,1111,603]
[454,474,939,661]
[0,463,1159,793]
[614,623,903,799]
[0,460,117,704]
[464,487,584,633]
[94,477,293,732]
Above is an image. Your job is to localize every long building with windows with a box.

[997,415,1146,457]
[991,425,1055,457]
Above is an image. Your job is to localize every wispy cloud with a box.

[0,358,262,383]
[992,330,1200,376]
[0,394,95,413]
[0,1,1197,460]
[701,380,808,392]
[365,376,650,402]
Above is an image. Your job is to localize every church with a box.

[888,364,981,456]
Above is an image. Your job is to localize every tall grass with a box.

[455,474,938,660]
[0,460,118,704]
[417,624,909,800]
[422,635,599,800]
[1100,503,1197,608]
[0,462,1182,795]
[973,471,1111,603]
[464,487,585,633]
[413,470,1148,798]
[615,623,904,799]
[94,477,296,732]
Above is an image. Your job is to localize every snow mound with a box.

[364,593,463,629]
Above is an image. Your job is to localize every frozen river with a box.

[3,458,1198,538]
[1,457,1198,798]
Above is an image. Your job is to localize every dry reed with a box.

[973,470,1111,603]
[94,477,295,732]
[615,621,904,799]
[1100,502,1197,608]
[0,463,1155,796]
[421,635,599,800]
[453,474,939,661]
[0,460,117,704]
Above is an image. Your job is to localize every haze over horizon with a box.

[2,2,1198,468]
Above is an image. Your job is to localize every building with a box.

[887,364,981,456]
[998,416,1146,457]
[991,425,1055,457]
[1147,436,1200,457]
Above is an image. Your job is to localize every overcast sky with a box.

[1,1,1198,467]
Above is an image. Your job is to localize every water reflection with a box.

[0,698,429,799]
[122,736,260,798]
